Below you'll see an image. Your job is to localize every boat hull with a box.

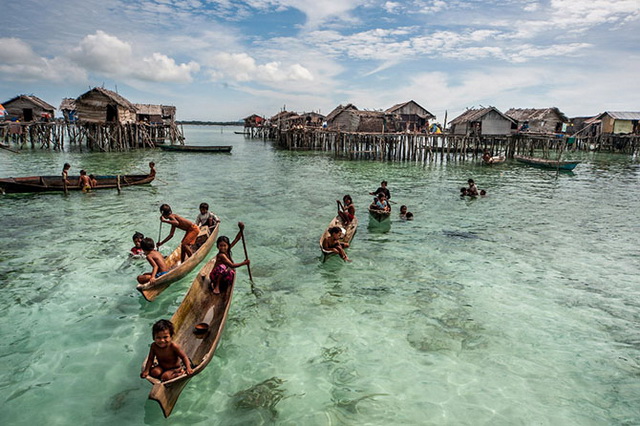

[0,174,154,194]
[368,205,391,222]
[319,215,358,261]
[137,222,219,301]
[514,155,579,171]
[159,145,232,153]
[144,256,236,417]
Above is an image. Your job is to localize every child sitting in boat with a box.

[322,226,351,262]
[337,195,355,225]
[209,222,249,295]
[157,204,200,263]
[130,232,145,256]
[374,193,390,212]
[137,237,170,284]
[195,202,219,228]
[148,161,156,178]
[78,170,91,192]
[141,319,193,382]
[89,174,97,188]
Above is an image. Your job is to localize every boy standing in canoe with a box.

[157,204,200,263]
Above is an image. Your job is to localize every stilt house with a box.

[243,114,265,127]
[59,98,77,123]
[505,107,569,133]
[385,100,435,132]
[449,107,516,136]
[75,87,137,124]
[592,111,640,135]
[134,104,176,125]
[2,95,55,122]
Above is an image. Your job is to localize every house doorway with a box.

[106,104,117,122]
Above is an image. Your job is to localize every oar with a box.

[239,224,261,297]
[157,221,163,250]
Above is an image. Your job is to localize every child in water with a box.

[141,319,193,382]
[130,232,145,256]
[137,237,169,284]
[209,222,250,295]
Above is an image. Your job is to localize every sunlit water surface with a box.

[1,126,639,425]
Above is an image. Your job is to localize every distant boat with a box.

[159,145,232,153]
[514,155,580,171]
[0,173,153,194]
[234,131,249,135]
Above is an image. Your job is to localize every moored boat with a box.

[319,215,358,261]
[514,155,580,171]
[142,255,236,417]
[159,145,232,153]
[0,173,154,194]
[136,222,219,301]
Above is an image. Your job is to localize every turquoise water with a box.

[1,126,639,425]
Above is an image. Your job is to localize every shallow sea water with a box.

[1,126,639,425]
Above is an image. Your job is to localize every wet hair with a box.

[377,193,386,199]
[149,161,155,167]
[400,205,407,211]
[216,235,232,259]
[152,319,174,338]
[329,226,342,235]
[406,212,414,220]
[133,231,144,241]
[480,189,487,196]
[468,179,475,184]
[160,204,172,217]
[80,169,86,175]
[460,187,467,193]
[200,202,209,210]
[63,163,70,169]
[381,181,387,185]
[141,237,155,251]
[343,195,352,204]
[89,174,95,179]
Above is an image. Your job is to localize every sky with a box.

[1,0,639,122]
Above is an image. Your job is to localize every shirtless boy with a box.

[78,170,91,192]
[141,319,193,382]
[322,226,351,261]
[137,237,169,284]
[157,204,200,263]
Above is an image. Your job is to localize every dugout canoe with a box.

[136,222,219,302]
[514,155,580,171]
[0,174,154,194]
[158,145,232,153]
[319,215,358,261]
[142,256,236,417]
[368,205,391,222]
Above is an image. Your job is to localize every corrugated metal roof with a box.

[602,111,640,120]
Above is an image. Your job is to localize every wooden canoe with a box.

[0,174,154,194]
[514,155,580,171]
[159,145,232,153]
[368,205,391,222]
[483,156,506,165]
[137,223,219,302]
[319,215,358,261]
[143,256,236,417]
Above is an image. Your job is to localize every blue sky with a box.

[1,0,639,122]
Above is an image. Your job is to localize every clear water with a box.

[1,126,639,425]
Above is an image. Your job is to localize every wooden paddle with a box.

[239,224,261,297]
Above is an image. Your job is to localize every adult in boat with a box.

[369,180,391,200]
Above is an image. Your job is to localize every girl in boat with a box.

[209,222,250,295]
[141,319,193,382]
[337,195,355,225]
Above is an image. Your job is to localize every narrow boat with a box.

[483,156,506,165]
[159,145,232,153]
[137,222,219,302]
[514,155,580,171]
[0,173,154,194]
[233,131,249,135]
[368,204,391,222]
[143,256,236,417]
[319,215,358,261]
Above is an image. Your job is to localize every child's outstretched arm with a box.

[141,346,155,378]
[229,221,245,249]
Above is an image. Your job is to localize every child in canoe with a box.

[137,237,169,284]
[195,202,219,228]
[209,222,250,295]
[157,204,200,263]
[322,226,351,261]
[337,195,355,226]
[141,319,193,382]
[78,170,91,192]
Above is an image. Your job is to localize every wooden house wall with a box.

[3,98,54,122]
[329,111,359,131]
[76,92,136,124]
[481,111,513,135]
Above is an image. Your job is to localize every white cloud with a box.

[208,52,313,83]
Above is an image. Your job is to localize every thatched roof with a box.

[59,98,76,111]
[134,104,163,115]
[325,103,358,122]
[77,87,137,111]
[449,107,516,125]
[3,94,55,111]
[385,100,435,119]
[270,110,297,122]
[505,107,568,123]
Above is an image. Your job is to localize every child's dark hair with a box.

[160,204,172,216]
[152,319,174,338]
[343,195,352,203]
[468,179,475,184]
[141,237,155,251]
[406,212,414,219]
[80,169,86,175]
[216,235,232,259]
[329,226,342,235]
[133,231,144,241]
[200,202,209,210]
[63,163,70,169]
